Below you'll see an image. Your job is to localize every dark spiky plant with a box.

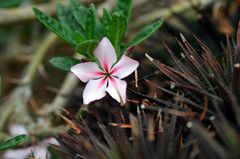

[53,24,240,159]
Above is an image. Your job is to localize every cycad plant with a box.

[31,0,240,159]
[54,24,240,159]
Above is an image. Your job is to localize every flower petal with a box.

[83,77,108,104]
[71,62,104,83]
[111,55,139,79]
[106,77,127,104]
[8,124,28,136]
[33,147,48,159]
[3,147,32,159]
[94,37,117,71]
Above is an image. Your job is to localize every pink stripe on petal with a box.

[98,76,107,89]
[71,62,103,83]
[110,66,120,74]
[103,59,109,72]
[93,37,117,71]
[83,78,107,104]
[106,77,127,104]
[94,71,105,76]
[109,76,117,86]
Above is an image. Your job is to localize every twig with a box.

[0,33,58,130]
[22,34,58,84]
[129,0,217,29]
[0,0,99,26]
[38,72,79,115]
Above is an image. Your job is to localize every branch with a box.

[129,0,217,29]
[0,0,99,26]
[0,33,58,130]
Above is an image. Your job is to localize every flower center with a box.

[105,71,111,77]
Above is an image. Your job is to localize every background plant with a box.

[33,0,164,71]
[0,0,240,158]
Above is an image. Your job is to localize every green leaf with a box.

[56,4,84,34]
[56,4,71,26]
[69,0,81,10]
[50,56,81,72]
[102,8,111,38]
[115,0,132,22]
[75,40,98,60]
[74,31,85,43]
[96,19,104,40]
[73,3,88,31]
[102,8,111,27]
[33,8,77,46]
[126,18,164,48]
[0,0,23,8]
[105,13,127,56]
[0,135,28,151]
[85,4,97,39]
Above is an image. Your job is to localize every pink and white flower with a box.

[71,37,139,104]
[4,124,59,159]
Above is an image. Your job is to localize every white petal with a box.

[8,124,28,136]
[83,77,108,104]
[105,77,127,104]
[71,62,104,83]
[3,148,32,159]
[111,55,139,79]
[42,137,60,146]
[93,37,117,71]
[33,147,48,159]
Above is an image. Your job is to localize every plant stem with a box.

[22,33,58,84]
[0,33,58,130]
[38,72,79,115]
[0,0,99,26]
[129,0,216,29]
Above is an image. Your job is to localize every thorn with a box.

[134,70,138,88]
[109,123,132,128]
[137,106,141,114]
[186,121,193,128]
[170,82,175,89]
[140,104,146,109]
[145,53,154,62]
[210,116,216,121]
[180,53,186,58]
[158,108,162,113]
[180,33,187,42]
[234,63,240,68]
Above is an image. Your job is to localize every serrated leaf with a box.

[96,19,104,40]
[0,135,28,151]
[50,56,81,72]
[33,8,77,46]
[126,18,164,48]
[74,31,85,43]
[102,8,111,38]
[85,4,97,39]
[73,3,88,31]
[56,4,84,34]
[115,0,132,22]
[105,14,127,56]
[70,0,81,10]
[103,8,111,27]
[56,4,71,25]
[75,40,98,60]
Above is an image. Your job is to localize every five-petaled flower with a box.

[71,37,139,104]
